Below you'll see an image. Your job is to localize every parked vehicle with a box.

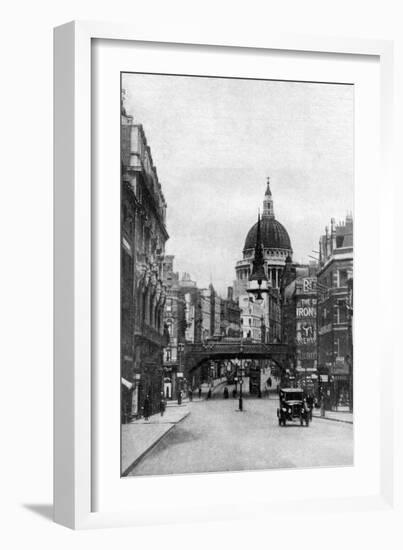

[277,388,310,427]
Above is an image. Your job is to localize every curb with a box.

[312,415,353,425]
[122,412,190,476]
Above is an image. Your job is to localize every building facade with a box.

[220,287,241,338]
[238,295,264,342]
[317,215,353,410]
[282,268,318,392]
[121,104,169,421]
[162,256,186,399]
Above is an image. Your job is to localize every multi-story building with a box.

[162,256,186,399]
[121,104,169,420]
[238,295,264,341]
[200,288,212,343]
[282,264,318,391]
[220,287,241,338]
[179,273,201,344]
[317,215,353,410]
[212,288,221,337]
[121,131,137,422]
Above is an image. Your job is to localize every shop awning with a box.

[121,377,133,390]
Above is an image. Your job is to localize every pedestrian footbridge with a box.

[184,340,290,373]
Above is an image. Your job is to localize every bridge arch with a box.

[183,341,291,378]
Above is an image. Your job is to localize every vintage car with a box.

[277,388,310,427]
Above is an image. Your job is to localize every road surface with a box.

[129,395,353,476]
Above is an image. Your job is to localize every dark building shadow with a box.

[23,504,53,522]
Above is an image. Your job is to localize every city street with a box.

[120,75,356,479]
[129,395,353,476]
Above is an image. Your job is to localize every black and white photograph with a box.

[2,0,399,542]
[120,72,354,477]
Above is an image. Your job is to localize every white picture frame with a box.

[54,21,395,530]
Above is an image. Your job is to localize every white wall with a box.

[1,0,402,548]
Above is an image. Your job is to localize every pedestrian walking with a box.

[207,388,212,399]
[306,394,314,420]
[188,388,193,401]
[143,395,151,421]
[223,386,229,399]
[320,395,325,417]
[198,386,202,399]
[159,395,166,417]
[177,390,182,405]
[232,388,237,398]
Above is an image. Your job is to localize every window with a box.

[336,235,344,248]
[337,300,347,323]
[333,305,340,324]
[334,338,340,357]
[339,270,348,287]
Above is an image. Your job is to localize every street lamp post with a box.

[176,371,183,404]
[239,364,244,411]
[177,342,185,404]
[238,340,244,411]
[133,373,141,419]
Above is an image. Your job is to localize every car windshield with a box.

[283,392,303,401]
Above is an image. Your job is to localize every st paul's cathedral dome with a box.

[234,177,293,294]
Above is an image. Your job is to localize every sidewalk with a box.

[312,409,353,424]
[121,402,190,476]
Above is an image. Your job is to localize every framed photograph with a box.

[54,21,395,529]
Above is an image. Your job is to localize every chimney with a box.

[331,218,336,253]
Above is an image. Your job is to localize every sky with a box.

[122,73,354,296]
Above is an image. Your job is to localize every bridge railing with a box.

[185,341,289,356]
